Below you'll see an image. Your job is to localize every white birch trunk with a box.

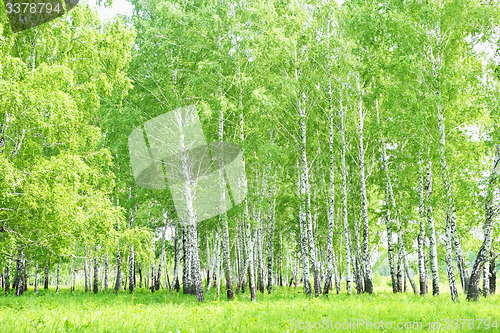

[360,95,373,294]
[34,261,38,294]
[340,88,352,294]
[298,93,312,295]
[84,245,89,292]
[93,256,99,294]
[104,254,108,291]
[425,161,440,295]
[129,245,135,293]
[417,160,428,295]
[381,142,398,293]
[467,145,500,301]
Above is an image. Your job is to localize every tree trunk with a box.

[171,224,180,292]
[92,256,98,294]
[217,105,234,301]
[483,262,490,297]
[84,245,89,292]
[182,229,192,295]
[157,222,167,291]
[246,210,257,301]
[266,170,277,294]
[150,240,156,293]
[381,141,398,293]
[4,262,10,294]
[34,261,38,294]
[417,162,428,295]
[221,213,234,300]
[138,263,143,289]
[296,90,313,297]
[104,254,108,291]
[467,145,500,301]
[353,211,364,294]
[305,166,320,296]
[215,230,221,296]
[188,221,204,301]
[424,161,440,295]
[44,264,49,290]
[339,89,352,295]
[490,252,496,294]
[437,110,458,301]
[359,94,373,294]
[114,250,122,294]
[127,245,135,293]
[15,252,24,296]
[396,230,404,293]
[323,22,336,297]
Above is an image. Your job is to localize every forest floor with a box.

[0,277,498,332]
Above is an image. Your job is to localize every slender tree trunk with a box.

[359,94,373,294]
[425,161,440,295]
[436,111,459,302]
[150,259,156,293]
[206,236,212,294]
[215,230,221,296]
[323,16,336,297]
[396,230,404,293]
[467,145,500,301]
[217,106,234,301]
[381,141,398,293]
[339,88,352,295]
[138,263,143,289]
[150,239,156,293]
[114,250,122,294]
[84,245,89,292]
[489,252,496,294]
[157,228,165,291]
[298,155,312,295]
[417,161,428,295]
[92,256,98,294]
[34,261,38,294]
[246,208,257,301]
[4,262,10,294]
[128,245,135,293]
[171,224,180,292]
[54,257,60,294]
[182,229,191,295]
[104,254,108,291]
[353,211,364,294]
[305,164,320,296]
[15,252,24,296]
[220,212,233,297]
[266,170,277,293]
[188,220,204,301]
[44,264,49,290]
[257,172,266,293]
[483,262,490,297]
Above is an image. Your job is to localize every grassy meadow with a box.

[0,276,498,332]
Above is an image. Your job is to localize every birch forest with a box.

[1,0,500,331]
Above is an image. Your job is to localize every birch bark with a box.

[467,145,500,301]
[425,161,440,295]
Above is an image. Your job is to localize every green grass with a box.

[0,280,498,332]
